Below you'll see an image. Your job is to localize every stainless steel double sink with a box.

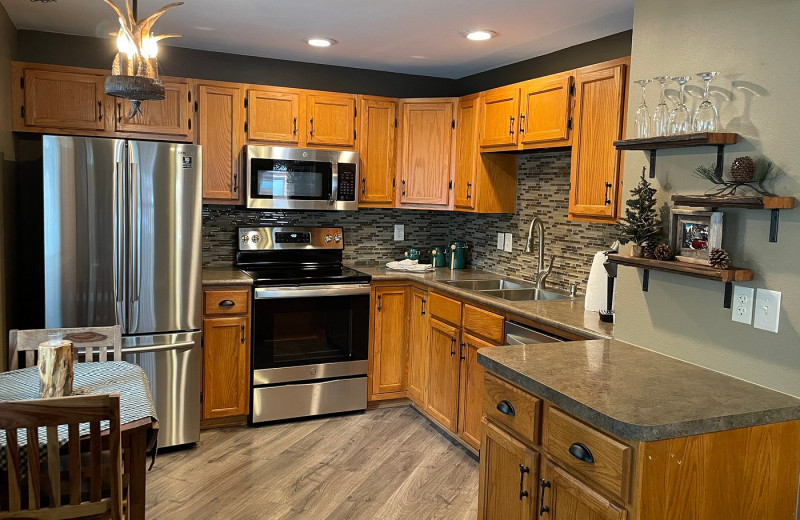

[443,279,571,302]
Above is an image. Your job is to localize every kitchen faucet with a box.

[525,216,555,290]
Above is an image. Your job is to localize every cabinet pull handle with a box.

[218,299,235,307]
[450,337,456,356]
[508,115,515,135]
[496,400,515,416]
[98,101,103,121]
[309,117,315,137]
[539,479,551,515]
[466,182,472,200]
[240,325,245,344]
[604,182,612,206]
[117,102,122,123]
[518,465,530,500]
[568,442,595,463]
[519,113,525,133]
[420,298,426,316]
[233,171,238,193]
[293,117,297,136]
[377,294,382,311]
[401,179,406,197]
[361,177,366,195]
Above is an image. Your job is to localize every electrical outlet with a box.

[731,285,754,325]
[754,289,781,333]
[393,224,404,241]
[503,233,513,252]
[496,233,505,250]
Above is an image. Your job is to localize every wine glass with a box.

[651,76,672,137]
[693,72,720,132]
[633,79,652,138]
[669,75,693,135]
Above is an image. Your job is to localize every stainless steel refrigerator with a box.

[43,135,202,448]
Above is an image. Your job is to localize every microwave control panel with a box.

[337,163,357,201]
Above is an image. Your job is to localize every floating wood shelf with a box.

[607,253,754,308]
[671,195,796,242]
[613,132,739,179]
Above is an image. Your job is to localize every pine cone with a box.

[709,248,731,269]
[730,156,755,182]
[653,243,674,261]
[642,241,657,259]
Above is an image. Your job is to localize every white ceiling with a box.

[1,0,634,79]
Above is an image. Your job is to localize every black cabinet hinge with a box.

[188,118,192,130]
[394,117,398,128]
[200,392,203,403]
[392,178,396,188]
[567,117,573,130]
[448,180,453,190]
[354,106,357,118]
[20,106,25,118]
[244,122,248,133]
[569,84,576,96]
[188,91,192,102]
[451,119,455,129]
[194,100,198,112]
[354,129,357,140]
[244,97,248,109]
[19,77,24,89]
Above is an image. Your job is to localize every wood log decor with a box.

[38,340,74,398]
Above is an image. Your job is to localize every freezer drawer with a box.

[251,377,367,424]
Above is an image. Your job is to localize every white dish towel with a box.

[584,251,615,312]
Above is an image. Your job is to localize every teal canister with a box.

[430,246,447,267]
[447,241,467,269]
[404,247,421,261]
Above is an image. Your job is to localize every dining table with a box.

[0,361,159,520]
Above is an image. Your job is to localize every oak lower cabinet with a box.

[426,318,461,431]
[358,96,397,207]
[458,333,493,449]
[406,286,429,406]
[370,286,407,398]
[540,459,626,520]
[201,286,251,423]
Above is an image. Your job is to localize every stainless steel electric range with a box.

[235,226,371,424]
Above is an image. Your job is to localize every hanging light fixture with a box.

[101,0,183,118]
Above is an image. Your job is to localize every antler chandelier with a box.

[101,0,183,118]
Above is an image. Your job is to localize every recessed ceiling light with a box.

[462,30,497,41]
[305,37,337,48]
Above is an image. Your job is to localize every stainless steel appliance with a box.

[504,321,566,345]
[236,226,371,424]
[245,145,359,211]
[43,135,202,448]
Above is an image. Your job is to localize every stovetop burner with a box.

[244,265,371,287]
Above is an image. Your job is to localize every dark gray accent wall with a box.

[455,31,633,95]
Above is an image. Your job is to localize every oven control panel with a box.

[238,227,345,250]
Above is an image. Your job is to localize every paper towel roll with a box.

[585,252,613,312]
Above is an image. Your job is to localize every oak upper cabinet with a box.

[479,85,520,150]
[568,58,629,222]
[519,71,574,148]
[539,459,626,520]
[426,318,461,431]
[454,94,480,210]
[246,87,301,145]
[478,421,539,520]
[196,80,246,204]
[406,287,429,406]
[371,286,407,397]
[115,79,193,140]
[397,98,456,208]
[12,62,109,134]
[358,96,397,207]
[306,92,357,148]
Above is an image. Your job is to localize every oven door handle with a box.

[254,284,371,299]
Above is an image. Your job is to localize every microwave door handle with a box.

[330,162,338,204]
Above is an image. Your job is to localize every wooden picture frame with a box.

[669,209,723,264]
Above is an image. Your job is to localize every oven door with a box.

[251,284,370,382]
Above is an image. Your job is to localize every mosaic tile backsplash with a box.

[202,150,617,294]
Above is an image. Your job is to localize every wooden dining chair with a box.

[8,326,123,370]
[0,393,123,519]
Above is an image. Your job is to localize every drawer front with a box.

[204,288,250,316]
[463,304,504,344]
[544,406,632,501]
[429,292,462,326]
[483,373,541,444]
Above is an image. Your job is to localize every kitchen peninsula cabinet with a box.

[358,96,398,207]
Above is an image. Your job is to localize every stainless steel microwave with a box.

[245,145,359,211]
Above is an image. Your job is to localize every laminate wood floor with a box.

[145,406,479,519]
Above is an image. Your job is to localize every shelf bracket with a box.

[769,209,780,243]
[724,282,733,309]
[715,145,725,177]
[642,269,649,292]
[648,150,657,178]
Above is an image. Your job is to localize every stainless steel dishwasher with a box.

[504,321,566,345]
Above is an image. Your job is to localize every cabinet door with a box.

[478,420,539,520]
[520,72,573,147]
[479,86,519,149]
[247,88,300,144]
[426,318,461,431]
[407,287,429,406]
[306,93,356,147]
[568,60,627,221]
[115,80,191,139]
[372,287,407,395]
[459,333,494,450]
[398,100,454,207]
[540,459,627,520]
[202,316,249,419]
[197,82,245,204]
[359,97,397,205]
[454,94,479,210]
[22,69,107,132]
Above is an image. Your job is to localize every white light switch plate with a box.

[503,233,513,252]
[754,289,781,333]
[497,233,505,250]
[731,285,754,325]
[393,224,404,241]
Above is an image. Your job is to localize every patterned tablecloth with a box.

[0,361,158,471]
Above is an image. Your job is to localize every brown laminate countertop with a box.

[202,267,253,286]
[478,339,800,441]
[347,265,612,340]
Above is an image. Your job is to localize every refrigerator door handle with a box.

[124,340,195,354]
[129,159,141,330]
[114,157,127,332]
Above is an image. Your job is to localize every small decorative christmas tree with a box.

[617,168,664,255]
